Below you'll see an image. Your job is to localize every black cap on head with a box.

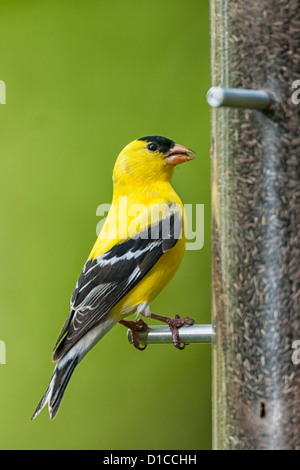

[138,135,175,154]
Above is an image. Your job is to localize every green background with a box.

[0,0,211,449]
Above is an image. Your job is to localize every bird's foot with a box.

[141,312,195,350]
[119,318,149,351]
[165,314,195,350]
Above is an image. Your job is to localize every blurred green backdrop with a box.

[0,0,211,450]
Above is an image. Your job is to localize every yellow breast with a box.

[89,179,186,319]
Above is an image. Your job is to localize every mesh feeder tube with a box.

[209,0,300,449]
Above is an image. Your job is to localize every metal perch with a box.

[206,87,274,110]
[127,324,214,347]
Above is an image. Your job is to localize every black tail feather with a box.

[49,358,78,418]
[31,357,78,420]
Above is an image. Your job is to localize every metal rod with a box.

[127,324,214,347]
[206,86,274,110]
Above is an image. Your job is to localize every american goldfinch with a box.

[31,135,195,420]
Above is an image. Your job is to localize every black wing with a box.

[53,209,182,360]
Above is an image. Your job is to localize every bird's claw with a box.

[119,318,149,351]
[166,314,195,350]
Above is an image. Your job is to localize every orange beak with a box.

[164,143,195,165]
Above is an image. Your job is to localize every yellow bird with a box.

[31,136,195,420]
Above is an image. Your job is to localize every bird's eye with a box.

[147,143,158,152]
